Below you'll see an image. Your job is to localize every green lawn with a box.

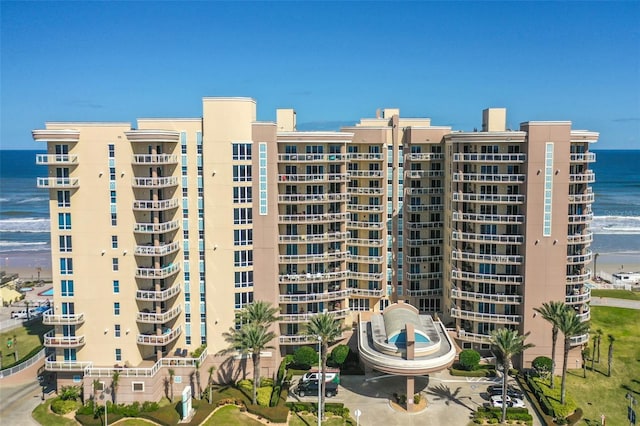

[32,399,78,426]
[565,306,640,425]
[288,412,349,426]
[590,289,640,301]
[0,319,52,369]
[202,405,264,425]
[116,419,159,425]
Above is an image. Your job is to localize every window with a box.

[112,258,119,271]
[108,144,115,158]
[60,258,73,275]
[111,213,117,226]
[232,165,252,182]
[109,167,116,181]
[114,324,121,338]
[57,190,71,207]
[232,143,252,160]
[59,235,72,252]
[114,302,120,315]
[132,382,144,392]
[234,291,254,309]
[233,187,252,203]
[113,280,120,293]
[110,236,118,249]
[233,229,253,246]
[233,208,253,225]
[234,250,253,267]
[234,271,254,288]
[61,280,74,297]
[110,190,116,203]
[258,142,268,215]
[58,213,71,230]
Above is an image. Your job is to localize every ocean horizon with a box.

[1,149,639,271]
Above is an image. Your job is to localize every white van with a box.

[11,310,28,319]
[300,369,340,384]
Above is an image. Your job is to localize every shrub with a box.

[459,349,481,371]
[293,346,318,368]
[246,403,289,423]
[330,345,350,366]
[450,364,495,377]
[532,356,552,379]
[142,401,160,412]
[261,377,275,387]
[76,400,95,416]
[276,358,287,386]
[413,393,422,404]
[257,386,273,406]
[191,344,207,358]
[59,385,82,401]
[237,379,253,394]
[567,407,584,425]
[51,398,78,415]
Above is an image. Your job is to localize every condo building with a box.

[34,98,597,402]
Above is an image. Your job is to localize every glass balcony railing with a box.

[451,308,521,324]
[136,285,181,301]
[137,326,182,346]
[451,288,522,304]
[452,153,526,162]
[37,177,79,188]
[36,154,78,165]
[132,176,179,188]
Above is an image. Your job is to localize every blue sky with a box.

[1,1,639,149]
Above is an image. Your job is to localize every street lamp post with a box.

[354,408,362,426]
[317,335,322,426]
[100,387,111,426]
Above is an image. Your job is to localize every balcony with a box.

[279,251,348,263]
[406,238,442,247]
[405,255,443,263]
[131,154,178,165]
[36,154,78,165]
[133,220,180,234]
[567,250,593,264]
[32,129,80,142]
[451,288,522,304]
[135,263,180,279]
[568,212,594,224]
[455,330,492,344]
[348,204,384,213]
[278,193,349,203]
[132,198,179,211]
[452,192,525,204]
[347,238,384,247]
[452,153,526,163]
[348,254,384,263]
[45,357,93,372]
[349,271,383,281]
[452,231,524,244]
[452,251,523,265]
[125,130,180,143]
[134,241,180,256]
[136,285,181,301]
[349,153,384,161]
[577,309,591,322]
[278,212,349,223]
[406,271,442,280]
[280,333,345,345]
[569,333,589,346]
[570,153,596,163]
[569,171,595,183]
[405,187,443,195]
[566,270,592,284]
[406,288,442,297]
[349,288,384,298]
[132,176,179,188]
[452,270,523,284]
[347,187,383,195]
[406,221,444,229]
[136,305,182,323]
[278,153,348,162]
[349,170,384,178]
[279,289,350,303]
[278,173,349,183]
[347,221,383,230]
[406,153,444,161]
[137,327,182,346]
[567,232,594,244]
[44,330,85,348]
[406,204,444,212]
[279,308,349,323]
[453,173,526,183]
[279,232,349,243]
[43,312,85,325]
[405,170,444,178]
[37,177,79,188]
[451,308,521,324]
[565,288,590,304]
[279,270,348,283]
[452,211,524,224]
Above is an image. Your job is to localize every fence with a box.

[0,348,46,379]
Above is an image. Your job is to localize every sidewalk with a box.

[590,297,640,310]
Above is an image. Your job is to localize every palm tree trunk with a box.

[591,337,596,371]
[550,329,557,389]
[320,342,328,420]
[596,335,601,363]
[561,338,570,405]
[501,359,508,423]
[252,353,259,405]
[607,343,613,377]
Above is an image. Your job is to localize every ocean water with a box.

[0,149,638,269]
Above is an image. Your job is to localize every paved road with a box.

[590,297,640,310]
[0,380,43,426]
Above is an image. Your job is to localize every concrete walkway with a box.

[590,297,640,309]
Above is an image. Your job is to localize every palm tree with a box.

[581,348,589,378]
[168,368,175,402]
[12,334,18,361]
[534,301,568,389]
[194,360,201,399]
[241,301,279,327]
[557,309,590,404]
[307,312,345,421]
[111,370,120,404]
[207,365,216,404]
[489,328,535,423]
[222,323,276,405]
[596,329,603,362]
[92,379,101,415]
[607,334,615,377]
[591,333,597,371]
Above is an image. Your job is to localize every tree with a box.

[194,360,201,399]
[241,301,279,327]
[459,349,481,371]
[489,328,534,424]
[293,346,318,368]
[12,334,18,361]
[92,379,101,416]
[607,334,615,377]
[307,312,345,421]
[330,344,350,367]
[532,356,552,380]
[557,309,590,404]
[168,369,175,402]
[595,329,603,363]
[111,370,120,404]
[534,301,569,389]
[581,348,589,378]
[207,366,216,404]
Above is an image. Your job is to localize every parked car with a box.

[489,395,526,408]
[296,379,338,398]
[487,384,524,400]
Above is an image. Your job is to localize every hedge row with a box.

[473,406,533,423]
[450,363,496,377]
[527,376,555,418]
[287,402,350,418]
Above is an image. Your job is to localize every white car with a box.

[490,395,525,408]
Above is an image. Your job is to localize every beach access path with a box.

[590,297,640,310]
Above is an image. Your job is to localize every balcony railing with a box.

[405,187,444,195]
[349,288,384,298]
[577,309,591,322]
[453,173,526,183]
[279,289,350,303]
[349,271,383,281]
[278,173,349,182]
[569,171,595,183]
[570,153,596,163]
[279,309,349,323]
[566,270,592,284]
[132,176,179,188]
[567,250,593,264]
[406,272,442,280]
[137,326,182,346]
[406,204,443,212]
[136,285,181,301]
[348,254,384,263]
[37,177,79,188]
[406,238,442,247]
[278,212,349,223]
[451,288,522,304]
[278,193,349,203]
[568,193,595,203]
[135,263,180,279]
[451,251,523,265]
[565,288,590,304]
[406,288,442,297]
[406,153,444,161]
[279,251,348,263]
[452,211,524,224]
[45,357,93,372]
[278,270,349,283]
[452,231,524,244]
[452,192,525,204]
[134,241,180,256]
[136,305,182,323]
[349,153,384,161]
[452,153,526,163]
[44,330,86,347]
[568,212,594,223]
[131,154,178,165]
[36,154,78,165]
[405,170,444,178]
[278,153,348,162]
[43,312,85,325]
[347,238,384,247]
[406,221,444,229]
[347,187,383,195]
[405,255,443,263]
[133,220,180,234]
[279,232,349,243]
[451,308,521,324]
[279,333,345,345]
[348,204,384,212]
[569,333,589,346]
[348,170,384,178]
[347,221,383,230]
[452,270,523,284]
[132,198,179,211]
[567,232,594,244]
[455,330,492,344]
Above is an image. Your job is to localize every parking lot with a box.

[288,370,543,426]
